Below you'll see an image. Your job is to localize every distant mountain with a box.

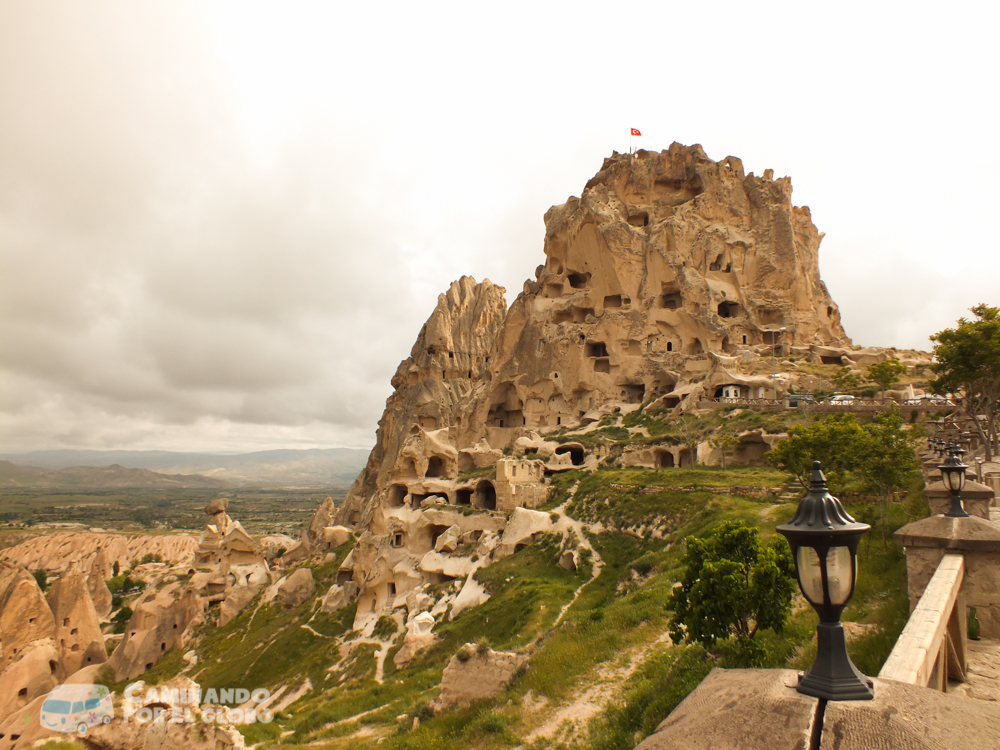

[0,461,231,490]
[0,448,370,487]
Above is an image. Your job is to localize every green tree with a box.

[32,568,47,592]
[930,304,1000,461]
[852,409,921,550]
[667,521,795,665]
[112,560,120,577]
[111,605,133,634]
[767,410,919,550]
[866,357,907,402]
[710,432,740,471]
[766,414,867,489]
[832,367,863,393]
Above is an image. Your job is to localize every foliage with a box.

[32,568,47,591]
[709,431,739,470]
[832,367,863,393]
[373,615,399,640]
[112,560,120,577]
[112,605,134,633]
[852,410,921,549]
[865,357,907,400]
[766,414,869,489]
[141,552,164,564]
[930,304,1000,460]
[768,411,919,550]
[667,521,795,663]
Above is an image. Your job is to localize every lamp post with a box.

[771,327,786,401]
[939,445,970,518]
[777,461,874,701]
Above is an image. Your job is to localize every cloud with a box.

[1,1,999,452]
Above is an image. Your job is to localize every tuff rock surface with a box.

[310,145,856,633]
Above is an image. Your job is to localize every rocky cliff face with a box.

[319,145,854,632]
[330,276,508,533]
[333,145,849,529]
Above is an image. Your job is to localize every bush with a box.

[32,569,47,592]
[456,647,472,662]
[372,616,398,640]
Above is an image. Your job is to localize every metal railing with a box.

[879,554,967,690]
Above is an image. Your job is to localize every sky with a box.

[1,1,998,454]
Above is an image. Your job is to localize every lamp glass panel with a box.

[826,546,853,606]
[942,469,956,492]
[797,546,824,604]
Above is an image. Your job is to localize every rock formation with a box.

[0,531,199,574]
[108,586,203,681]
[45,562,107,674]
[107,500,270,679]
[0,562,64,719]
[275,568,315,609]
[87,547,113,618]
[309,144,856,631]
[430,644,528,711]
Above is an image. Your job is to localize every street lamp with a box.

[777,461,874,701]
[771,327,786,401]
[939,445,970,518]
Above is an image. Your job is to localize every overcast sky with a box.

[1,1,997,454]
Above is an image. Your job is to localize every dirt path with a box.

[550,489,604,628]
[522,631,673,745]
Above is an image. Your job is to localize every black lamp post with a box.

[939,445,970,518]
[777,461,874,701]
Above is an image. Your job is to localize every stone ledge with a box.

[895,515,1000,552]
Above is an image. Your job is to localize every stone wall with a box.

[896,516,1000,639]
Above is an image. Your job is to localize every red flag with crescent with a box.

[630,128,641,136]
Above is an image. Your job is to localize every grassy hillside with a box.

[126,457,922,750]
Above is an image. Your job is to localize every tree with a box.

[930,304,1000,461]
[668,521,794,665]
[710,432,740,470]
[676,415,705,467]
[112,560,120,577]
[32,569,47,592]
[766,414,867,489]
[767,410,919,550]
[832,367,863,393]
[851,410,921,550]
[865,357,907,402]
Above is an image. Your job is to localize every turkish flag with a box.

[630,128,641,136]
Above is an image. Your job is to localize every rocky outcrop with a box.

[275,568,315,609]
[313,145,852,629]
[431,644,528,711]
[0,532,199,573]
[46,562,107,674]
[108,586,203,681]
[0,562,64,719]
[87,547,113,618]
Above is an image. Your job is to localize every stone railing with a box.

[697,397,947,414]
[879,554,967,690]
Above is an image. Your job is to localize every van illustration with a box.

[40,683,113,734]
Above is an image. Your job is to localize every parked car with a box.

[829,394,855,404]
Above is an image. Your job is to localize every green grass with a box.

[564,466,788,532]
[96,461,924,750]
